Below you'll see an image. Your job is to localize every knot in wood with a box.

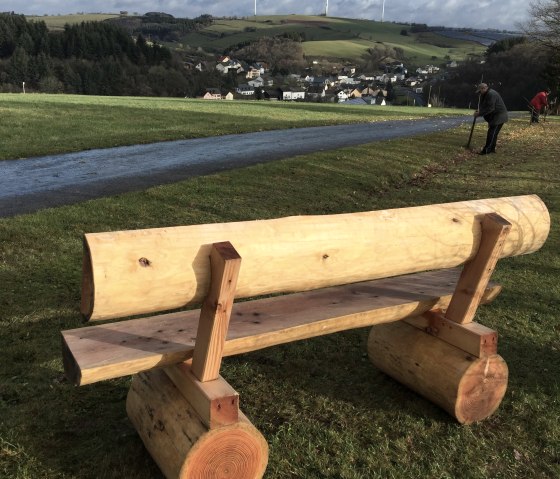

[138,257,151,267]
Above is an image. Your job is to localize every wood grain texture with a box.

[81,195,550,321]
[191,242,241,382]
[405,310,498,358]
[165,360,239,429]
[63,269,501,385]
[126,369,268,479]
[445,213,512,324]
[368,321,508,424]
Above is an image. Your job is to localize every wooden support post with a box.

[165,360,239,429]
[405,310,497,358]
[192,241,241,382]
[445,213,512,324]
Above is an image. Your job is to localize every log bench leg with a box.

[367,320,508,424]
[126,369,268,479]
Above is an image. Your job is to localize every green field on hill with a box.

[26,13,119,31]
[28,13,486,66]
[181,15,485,65]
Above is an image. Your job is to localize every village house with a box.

[246,67,261,79]
[202,88,222,100]
[349,88,362,98]
[306,85,327,100]
[248,77,265,88]
[360,87,377,96]
[276,87,306,101]
[216,58,243,74]
[236,84,255,95]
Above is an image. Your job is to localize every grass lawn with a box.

[0,99,558,478]
[0,94,468,161]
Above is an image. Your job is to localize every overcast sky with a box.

[3,1,527,31]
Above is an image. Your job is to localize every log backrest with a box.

[81,195,550,321]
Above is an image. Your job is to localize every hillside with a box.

[30,13,488,68]
[178,15,486,66]
[26,13,120,31]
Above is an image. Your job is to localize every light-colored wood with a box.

[405,310,497,357]
[126,369,268,479]
[445,213,512,324]
[165,360,239,429]
[192,242,241,382]
[368,321,508,424]
[62,269,502,385]
[81,195,549,321]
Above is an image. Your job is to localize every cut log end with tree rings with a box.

[181,424,268,479]
[367,321,508,424]
[455,355,508,424]
[126,369,268,479]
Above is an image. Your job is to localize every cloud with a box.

[2,0,528,30]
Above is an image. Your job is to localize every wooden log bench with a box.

[61,195,550,479]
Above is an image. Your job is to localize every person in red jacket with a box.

[530,88,550,123]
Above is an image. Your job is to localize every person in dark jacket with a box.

[474,83,508,155]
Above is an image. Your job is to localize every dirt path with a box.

[0,116,471,217]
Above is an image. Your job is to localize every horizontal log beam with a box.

[81,195,549,321]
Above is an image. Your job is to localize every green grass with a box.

[0,98,558,479]
[0,93,467,160]
[176,15,485,65]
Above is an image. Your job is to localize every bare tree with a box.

[521,0,560,49]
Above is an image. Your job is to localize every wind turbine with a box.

[325,0,329,16]
[255,0,257,16]
[382,0,385,22]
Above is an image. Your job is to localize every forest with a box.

[430,36,558,110]
[0,13,224,97]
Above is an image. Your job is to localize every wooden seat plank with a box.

[62,268,501,386]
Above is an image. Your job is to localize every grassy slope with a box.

[28,13,485,65]
[0,97,558,478]
[179,15,485,65]
[26,13,119,31]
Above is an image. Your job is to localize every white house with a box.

[248,77,264,88]
[236,84,255,95]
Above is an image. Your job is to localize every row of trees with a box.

[231,36,306,75]
[0,13,219,96]
[430,39,556,110]
[109,12,213,42]
[432,0,559,110]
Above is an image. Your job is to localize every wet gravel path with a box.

[0,115,471,217]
